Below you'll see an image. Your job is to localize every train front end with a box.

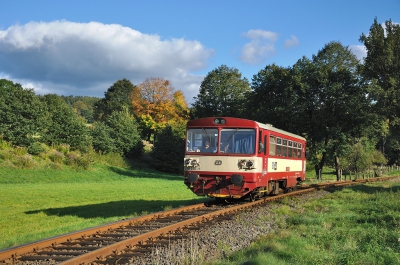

[184,117,262,199]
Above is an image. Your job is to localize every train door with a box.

[258,129,268,182]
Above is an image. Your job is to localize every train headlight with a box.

[185,159,191,165]
[213,118,226,124]
[246,161,254,168]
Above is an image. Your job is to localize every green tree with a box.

[40,94,89,150]
[90,121,117,154]
[0,79,44,147]
[104,108,143,157]
[191,65,251,118]
[93,79,136,121]
[151,124,186,173]
[247,64,296,130]
[61,95,99,123]
[304,42,371,179]
[360,18,400,164]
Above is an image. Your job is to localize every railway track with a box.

[0,176,397,265]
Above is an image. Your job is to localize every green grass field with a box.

[0,163,206,250]
[210,177,400,265]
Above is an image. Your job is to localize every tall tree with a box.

[93,79,136,121]
[0,79,44,147]
[40,94,89,150]
[104,108,143,157]
[360,18,400,164]
[293,42,371,179]
[247,64,296,130]
[131,77,189,141]
[191,65,251,118]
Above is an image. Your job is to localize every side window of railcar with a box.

[186,128,218,152]
[288,141,293,157]
[298,143,302,158]
[269,135,276,156]
[293,142,297,158]
[282,139,287,157]
[276,138,282,156]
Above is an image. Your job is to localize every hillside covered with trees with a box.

[0,18,398,177]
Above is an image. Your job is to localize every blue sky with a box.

[0,1,399,104]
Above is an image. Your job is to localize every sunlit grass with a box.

[0,163,206,250]
[210,179,400,265]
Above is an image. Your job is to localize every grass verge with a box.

[210,177,400,265]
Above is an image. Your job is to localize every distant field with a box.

[0,163,206,250]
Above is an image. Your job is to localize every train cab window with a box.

[288,141,293,157]
[220,129,255,154]
[276,138,282,156]
[269,135,276,156]
[282,139,288,157]
[186,128,218,153]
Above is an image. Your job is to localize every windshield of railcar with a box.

[186,128,218,153]
[220,129,255,154]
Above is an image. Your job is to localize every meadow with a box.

[0,162,206,250]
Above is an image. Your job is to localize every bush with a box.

[13,154,37,169]
[151,125,185,174]
[28,142,46,155]
[49,150,64,164]
[13,146,28,156]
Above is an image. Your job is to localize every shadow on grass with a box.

[107,166,183,181]
[25,199,207,219]
[322,181,400,194]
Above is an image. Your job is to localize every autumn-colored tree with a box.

[131,78,189,141]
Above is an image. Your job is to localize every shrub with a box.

[65,151,80,166]
[13,146,28,156]
[28,142,46,155]
[13,154,37,169]
[0,150,13,160]
[49,150,64,163]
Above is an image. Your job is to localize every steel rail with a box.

[0,202,210,263]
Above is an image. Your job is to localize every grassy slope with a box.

[0,163,206,250]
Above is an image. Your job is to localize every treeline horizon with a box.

[0,18,399,178]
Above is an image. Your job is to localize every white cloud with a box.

[239,29,278,65]
[349,45,367,62]
[0,20,214,102]
[284,35,299,48]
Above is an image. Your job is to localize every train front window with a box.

[186,128,218,153]
[220,129,255,154]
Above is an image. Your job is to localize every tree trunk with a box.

[335,156,342,181]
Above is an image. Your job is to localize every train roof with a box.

[187,117,306,141]
[254,121,306,141]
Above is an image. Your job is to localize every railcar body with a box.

[184,117,306,200]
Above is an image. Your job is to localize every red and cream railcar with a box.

[184,117,306,200]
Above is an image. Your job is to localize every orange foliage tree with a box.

[131,77,189,141]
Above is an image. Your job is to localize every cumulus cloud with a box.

[0,20,214,102]
[284,35,299,48]
[239,29,278,65]
[349,45,367,62]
